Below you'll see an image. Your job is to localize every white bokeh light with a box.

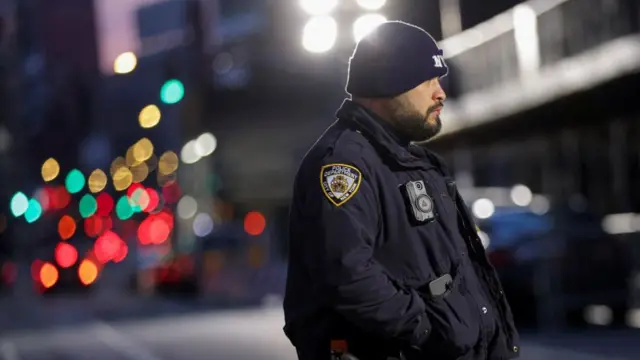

[472,198,495,219]
[180,140,201,164]
[195,132,217,157]
[177,195,198,219]
[302,16,338,53]
[193,212,214,237]
[510,184,533,206]
[353,14,387,42]
[113,52,137,74]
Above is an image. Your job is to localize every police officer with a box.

[283,21,519,360]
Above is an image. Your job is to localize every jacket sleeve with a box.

[297,156,431,347]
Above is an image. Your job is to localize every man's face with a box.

[385,78,446,142]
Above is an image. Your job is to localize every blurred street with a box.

[0,296,639,360]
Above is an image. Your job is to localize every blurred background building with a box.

[0,0,639,359]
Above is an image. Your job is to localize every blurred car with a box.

[479,206,633,328]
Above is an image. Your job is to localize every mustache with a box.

[427,102,444,114]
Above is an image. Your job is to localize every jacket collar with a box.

[336,99,436,170]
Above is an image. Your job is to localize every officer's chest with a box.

[374,164,469,284]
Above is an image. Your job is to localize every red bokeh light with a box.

[96,193,114,216]
[55,242,78,268]
[161,182,181,204]
[138,213,172,245]
[112,242,129,263]
[58,215,76,240]
[244,211,266,236]
[84,216,112,238]
[143,188,160,212]
[34,187,51,212]
[94,231,122,264]
[50,186,71,210]
[127,183,144,199]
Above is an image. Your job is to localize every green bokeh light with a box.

[65,169,85,194]
[116,195,133,220]
[79,194,97,218]
[10,192,29,217]
[160,79,184,104]
[24,199,42,223]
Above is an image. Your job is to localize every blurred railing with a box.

[440,0,639,94]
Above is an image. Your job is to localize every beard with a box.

[388,99,442,142]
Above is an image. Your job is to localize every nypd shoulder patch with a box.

[320,163,362,207]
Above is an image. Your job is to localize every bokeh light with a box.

[79,194,97,218]
[24,199,42,223]
[162,181,181,204]
[113,51,137,74]
[353,14,387,42]
[50,186,71,210]
[244,211,266,236]
[96,193,114,216]
[195,133,217,157]
[110,157,127,176]
[138,213,172,245]
[34,187,51,211]
[131,162,149,183]
[112,167,133,191]
[57,215,76,240]
[116,195,134,220]
[160,79,185,104]
[143,188,160,213]
[139,104,161,129]
[78,259,98,285]
[112,242,129,263]
[177,195,197,219]
[84,215,112,238]
[10,192,28,217]
[41,158,60,182]
[39,262,58,289]
[146,154,158,172]
[158,151,179,175]
[88,169,108,193]
[133,138,154,163]
[55,242,78,268]
[95,231,123,263]
[180,140,200,164]
[193,212,214,237]
[302,16,338,53]
[65,169,85,194]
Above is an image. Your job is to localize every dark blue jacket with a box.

[283,100,520,360]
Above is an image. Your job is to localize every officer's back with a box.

[283,21,519,360]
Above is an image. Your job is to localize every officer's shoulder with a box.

[304,123,373,171]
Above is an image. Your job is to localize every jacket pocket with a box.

[420,272,481,358]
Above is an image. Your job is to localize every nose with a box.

[433,86,446,103]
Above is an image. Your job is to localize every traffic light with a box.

[160,79,184,104]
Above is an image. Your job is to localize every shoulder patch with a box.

[320,163,363,207]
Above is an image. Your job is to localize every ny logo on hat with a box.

[432,54,446,68]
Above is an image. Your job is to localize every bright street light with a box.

[353,14,387,42]
[302,16,338,53]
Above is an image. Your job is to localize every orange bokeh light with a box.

[78,259,98,285]
[39,262,59,288]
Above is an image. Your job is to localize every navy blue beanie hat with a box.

[346,21,448,98]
